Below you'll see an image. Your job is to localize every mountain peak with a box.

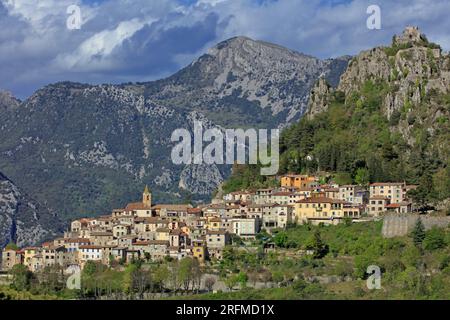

[207,35,311,60]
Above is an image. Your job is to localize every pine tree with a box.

[411,218,426,247]
[307,230,329,259]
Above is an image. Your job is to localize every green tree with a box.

[178,257,194,291]
[123,263,139,295]
[355,168,370,186]
[153,263,169,291]
[9,264,33,291]
[224,274,239,291]
[306,231,329,259]
[423,227,446,251]
[411,218,426,247]
[333,172,353,185]
[236,272,248,289]
[274,232,288,248]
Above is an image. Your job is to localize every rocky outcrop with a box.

[0,172,60,247]
[306,77,332,119]
[0,91,20,111]
[307,26,450,153]
[337,26,450,120]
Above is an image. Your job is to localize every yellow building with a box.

[192,240,206,263]
[23,247,40,271]
[294,197,360,225]
[207,217,222,231]
[156,228,170,241]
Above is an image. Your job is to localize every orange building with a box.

[281,174,317,189]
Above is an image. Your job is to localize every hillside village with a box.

[1,175,418,273]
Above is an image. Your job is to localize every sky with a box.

[1,0,449,99]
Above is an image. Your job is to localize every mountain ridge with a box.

[0,35,350,244]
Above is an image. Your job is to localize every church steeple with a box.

[143,185,151,207]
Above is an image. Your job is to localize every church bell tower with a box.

[143,185,152,207]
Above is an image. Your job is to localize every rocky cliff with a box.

[0,171,60,247]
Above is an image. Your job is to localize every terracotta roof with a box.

[125,202,152,211]
[151,204,192,211]
[187,208,202,214]
[386,204,401,208]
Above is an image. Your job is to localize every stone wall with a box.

[382,214,450,238]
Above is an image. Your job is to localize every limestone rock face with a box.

[0,91,20,111]
[338,47,391,95]
[337,27,450,121]
[307,78,331,119]
[0,172,60,247]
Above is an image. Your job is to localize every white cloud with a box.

[1,0,450,98]
[54,18,152,71]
